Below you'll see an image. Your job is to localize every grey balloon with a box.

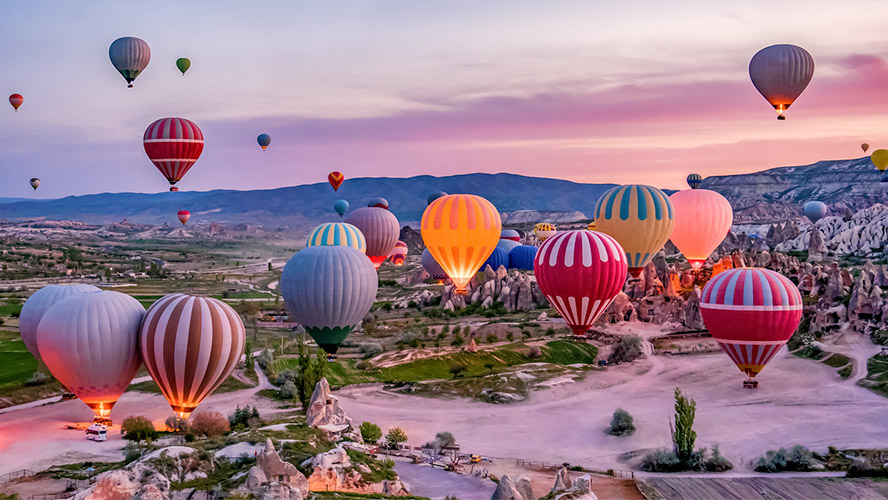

[344,206,400,265]
[109,37,151,87]
[19,284,100,363]
[280,245,378,353]
[421,248,447,280]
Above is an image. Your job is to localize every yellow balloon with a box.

[594,185,675,278]
[534,223,556,242]
[872,149,888,171]
[587,221,596,231]
[421,194,502,294]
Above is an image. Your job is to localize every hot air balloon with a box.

[748,44,814,120]
[306,222,366,254]
[328,171,344,191]
[427,191,448,205]
[509,245,538,270]
[344,207,399,268]
[257,133,271,151]
[37,291,145,419]
[535,231,628,336]
[19,284,99,364]
[140,294,245,418]
[389,241,408,266]
[871,150,888,171]
[368,197,389,209]
[501,229,521,242]
[686,173,703,189]
[421,194,501,294]
[9,93,22,111]
[29,178,40,190]
[482,247,508,271]
[862,143,870,153]
[176,57,191,75]
[669,189,733,270]
[594,184,675,278]
[497,239,521,253]
[177,210,190,225]
[334,199,349,218]
[143,117,204,191]
[587,221,596,231]
[700,268,802,386]
[803,201,827,224]
[421,248,448,281]
[280,246,378,353]
[109,37,151,88]
[534,223,557,243]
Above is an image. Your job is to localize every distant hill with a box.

[0,173,617,227]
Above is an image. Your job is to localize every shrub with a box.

[257,349,275,369]
[607,408,635,436]
[449,365,466,378]
[190,411,230,437]
[526,346,542,359]
[704,444,733,472]
[608,335,643,364]
[451,333,465,346]
[229,405,260,429]
[24,371,51,386]
[755,445,815,472]
[486,334,498,344]
[121,416,158,442]
[546,327,556,336]
[359,421,383,443]
[165,416,189,433]
[386,427,408,449]
[641,449,681,472]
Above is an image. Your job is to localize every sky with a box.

[2,0,888,198]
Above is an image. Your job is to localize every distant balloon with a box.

[177,210,190,225]
[748,44,814,120]
[38,291,145,419]
[871,150,888,171]
[29,178,40,190]
[388,241,408,266]
[257,133,271,151]
[280,246,378,353]
[421,248,448,281]
[496,239,521,253]
[328,171,344,191]
[686,173,703,189]
[862,143,870,153]
[368,197,389,209]
[20,284,99,364]
[9,93,23,111]
[306,222,366,254]
[334,199,349,218]
[587,221,596,231]
[701,268,802,383]
[594,184,674,278]
[534,223,556,243]
[501,229,521,242]
[176,57,191,75]
[669,189,733,270]
[344,207,399,268]
[427,191,448,205]
[109,37,151,88]
[482,247,509,272]
[140,294,245,418]
[143,117,204,191]
[508,245,538,271]
[803,201,827,224]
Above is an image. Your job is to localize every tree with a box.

[190,411,230,437]
[104,268,112,282]
[608,335,643,364]
[268,262,273,271]
[121,416,158,453]
[449,364,466,378]
[385,427,408,449]
[608,408,636,436]
[359,421,383,443]
[671,388,697,463]
[244,340,255,375]
[165,416,189,434]
[423,431,457,464]
[526,346,542,359]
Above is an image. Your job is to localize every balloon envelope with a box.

[427,191,448,205]
[20,284,100,364]
[280,246,378,353]
[748,44,814,119]
[803,201,827,224]
[257,133,271,150]
[501,229,520,242]
[686,173,702,189]
[9,93,23,111]
[144,117,204,191]
[496,239,521,253]
[421,194,502,293]
[307,222,367,254]
[368,197,389,209]
[421,248,448,280]
[334,199,349,217]
[594,184,675,278]
[140,294,245,418]
[29,178,40,190]
[872,150,888,171]
[535,230,628,336]
[701,268,802,379]
[37,291,145,417]
[328,171,344,191]
[534,223,556,242]
[862,143,870,153]
[509,245,538,270]
[109,37,151,87]
[344,207,399,268]
[669,189,733,269]
[177,210,190,225]
[176,57,191,75]
[482,247,508,271]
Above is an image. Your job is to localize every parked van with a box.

[86,424,107,441]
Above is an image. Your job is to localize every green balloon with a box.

[176,57,191,75]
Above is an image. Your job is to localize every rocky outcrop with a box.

[306,378,362,442]
[308,447,406,496]
[243,439,308,500]
[776,204,888,258]
[490,474,534,500]
[550,473,598,499]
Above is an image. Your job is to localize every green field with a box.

[0,303,23,316]
[0,337,38,386]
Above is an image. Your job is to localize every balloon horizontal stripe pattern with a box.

[701,268,801,310]
[144,118,204,184]
[534,230,627,336]
[718,341,784,377]
[140,294,245,417]
[307,222,367,253]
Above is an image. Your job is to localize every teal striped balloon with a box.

[306,223,366,254]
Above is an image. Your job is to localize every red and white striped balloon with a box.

[701,268,802,379]
[535,230,628,336]
[143,117,204,191]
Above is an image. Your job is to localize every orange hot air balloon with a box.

[421,194,501,294]
[328,171,344,191]
[669,189,733,270]
[177,210,190,225]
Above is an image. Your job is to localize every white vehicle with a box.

[86,424,107,441]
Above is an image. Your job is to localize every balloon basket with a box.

[93,416,112,426]
[777,115,785,121]
[743,379,759,389]
[170,187,179,192]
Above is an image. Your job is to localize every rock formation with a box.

[244,439,308,500]
[490,474,534,500]
[306,378,362,442]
